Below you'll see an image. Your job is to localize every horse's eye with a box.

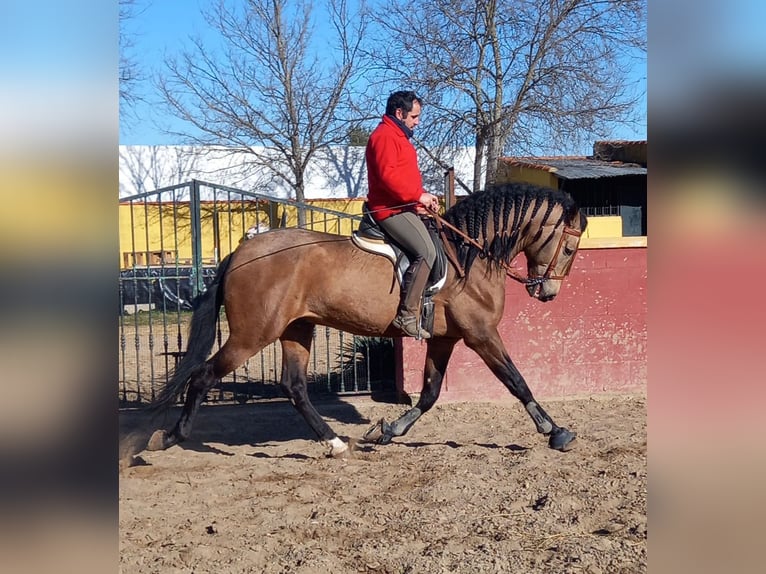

[563,247,574,256]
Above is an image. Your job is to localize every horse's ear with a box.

[579,211,588,232]
[556,189,579,224]
[562,200,579,225]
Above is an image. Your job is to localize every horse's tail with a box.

[149,254,234,413]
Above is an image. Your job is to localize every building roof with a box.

[502,156,647,180]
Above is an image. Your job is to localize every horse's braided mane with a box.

[443,182,581,275]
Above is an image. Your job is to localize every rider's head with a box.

[386,91,422,130]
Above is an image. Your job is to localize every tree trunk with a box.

[485,134,500,189]
[294,174,307,228]
[484,0,501,189]
[473,130,485,193]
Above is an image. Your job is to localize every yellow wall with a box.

[495,163,559,189]
[119,201,273,267]
[273,199,364,236]
[119,199,366,268]
[581,215,623,239]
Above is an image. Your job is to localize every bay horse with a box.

[146,182,587,457]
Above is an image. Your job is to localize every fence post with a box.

[190,179,205,297]
[443,167,455,210]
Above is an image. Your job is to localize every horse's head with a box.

[524,208,587,302]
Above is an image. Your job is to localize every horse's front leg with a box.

[464,328,576,451]
[364,337,457,445]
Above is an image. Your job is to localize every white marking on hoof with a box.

[326,437,349,458]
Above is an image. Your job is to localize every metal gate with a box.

[118,180,396,407]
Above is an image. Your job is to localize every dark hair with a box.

[385,90,421,116]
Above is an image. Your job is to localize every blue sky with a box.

[120,0,209,143]
[120,0,647,151]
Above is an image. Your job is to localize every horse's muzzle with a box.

[526,281,553,301]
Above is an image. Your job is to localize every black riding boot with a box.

[392,259,432,339]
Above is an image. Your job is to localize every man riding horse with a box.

[365,90,439,339]
[146,92,588,458]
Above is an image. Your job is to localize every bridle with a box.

[539,225,582,282]
[429,210,581,288]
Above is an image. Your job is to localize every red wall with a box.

[396,247,647,402]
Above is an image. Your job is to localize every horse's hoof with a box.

[549,427,577,451]
[377,433,393,445]
[362,418,391,444]
[146,429,172,451]
[325,437,350,458]
[328,447,351,459]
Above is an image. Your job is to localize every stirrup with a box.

[392,314,430,339]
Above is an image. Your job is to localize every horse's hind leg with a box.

[464,328,576,451]
[148,340,259,451]
[365,337,457,445]
[148,363,218,450]
[280,321,348,458]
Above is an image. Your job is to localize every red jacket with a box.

[365,115,425,221]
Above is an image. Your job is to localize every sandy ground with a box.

[119,393,646,574]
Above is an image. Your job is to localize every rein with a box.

[362,202,580,287]
[427,208,580,287]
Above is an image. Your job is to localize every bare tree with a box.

[119,146,205,197]
[368,0,646,191]
[120,0,145,125]
[157,0,369,224]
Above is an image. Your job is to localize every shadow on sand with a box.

[398,440,530,452]
[119,392,400,457]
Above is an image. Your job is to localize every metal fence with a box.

[118,180,396,407]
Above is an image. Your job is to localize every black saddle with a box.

[353,203,447,296]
